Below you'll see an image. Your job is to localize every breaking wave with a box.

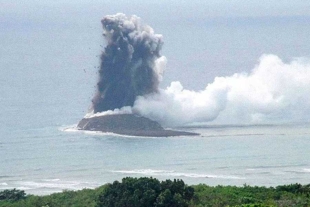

[111,169,244,180]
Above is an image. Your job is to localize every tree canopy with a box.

[97,177,194,207]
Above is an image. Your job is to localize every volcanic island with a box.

[78,114,199,137]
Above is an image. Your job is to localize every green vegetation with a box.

[191,183,310,207]
[0,187,105,207]
[0,189,26,202]
[97,177,194,207]
[0,178,309,207]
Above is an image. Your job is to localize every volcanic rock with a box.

[78,114,198,137]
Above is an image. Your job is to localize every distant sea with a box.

[1,123,310,195]
[1,14,310,195]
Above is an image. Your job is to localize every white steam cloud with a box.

[133,54,310,126]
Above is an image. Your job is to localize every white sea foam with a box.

[61,125,160,138]
[17,181,79,189]
[112,169,175,175]
[60,125,113,135]
[15,179,98,192]
[17,186,33,190]
[112,169,244,180]
[59,125,79,132]
[41,179,61,182]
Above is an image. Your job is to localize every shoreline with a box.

[2,180,310,195]
[1,179,309,206]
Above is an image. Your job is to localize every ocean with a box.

[1,3,310,195]
[1,123,310,195]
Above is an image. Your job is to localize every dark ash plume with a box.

[92,13,165,113]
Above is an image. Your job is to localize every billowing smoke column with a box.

[92,13,166,113]
[134,55,310,126]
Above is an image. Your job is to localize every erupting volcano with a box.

[78,13,198,137]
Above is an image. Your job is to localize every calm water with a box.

[1,9,310,194]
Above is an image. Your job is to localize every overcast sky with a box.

[1,0,310,88]
[2,0,310,18]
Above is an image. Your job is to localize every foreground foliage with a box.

[0,189,26,202]
[192,183,310,207]
[97,177,194,207]
[0,178,309,207]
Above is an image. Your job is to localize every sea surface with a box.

[1,123,310,195]
[1,4,310,195]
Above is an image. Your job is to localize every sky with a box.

[2,0,310,16]
[2,0,310,90]
[1,1,310,28]
[1,0,310,125]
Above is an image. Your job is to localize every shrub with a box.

[0,189,26,202]
[96,177,194,207]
